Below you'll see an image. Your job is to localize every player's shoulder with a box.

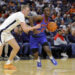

[15,11,24,16]
[16,11,22,14]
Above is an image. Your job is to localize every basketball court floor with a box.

[0,58,75,75]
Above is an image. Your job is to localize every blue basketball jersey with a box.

[30,15,50,49]
[33,14,50,36]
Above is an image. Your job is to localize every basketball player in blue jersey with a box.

[29,7,58,68]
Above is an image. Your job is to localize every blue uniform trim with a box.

[0,20,16,43]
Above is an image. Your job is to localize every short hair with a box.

[21,5,29,10]
[42,6,49,12]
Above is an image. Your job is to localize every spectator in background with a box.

[30,8,37,16]
[60,21,67,31]
[43,0,51,3]
[68,22,75,56]
[54,28,71,58]
[8,1,16,10]
[54,29,67,46]
[37,7,43,14]
[36,1,44,8]
[63,14,68,25]
[67,5,75,16]
[56,0,63,8]
[34,0,39,8]
[66,14,72,25]
[12,27,23,44]
[18,0,26,4]
[49,3,55,15]
[35,1,44,15]
[68,33,75,43]
[55,5,61,14]
[21,32,32,58]
[66,5,75,22]
[51,9,57,20]
[72,15,75,22]
[0,0,6,6]
[0,14,5,23]
[55,13,63,27]
[66,2,71,11]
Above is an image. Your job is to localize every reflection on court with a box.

[0,59,75,75]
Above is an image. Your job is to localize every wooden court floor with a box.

[0,58,75,75]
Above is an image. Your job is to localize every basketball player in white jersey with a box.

[0,5,41,70]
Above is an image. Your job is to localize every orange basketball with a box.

[47,22,58,32]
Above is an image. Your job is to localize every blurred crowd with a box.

[0,0,75,60]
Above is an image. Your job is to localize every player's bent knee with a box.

[13,45,20,51]
[16,46,20,51]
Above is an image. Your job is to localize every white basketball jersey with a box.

[0,12,25,33]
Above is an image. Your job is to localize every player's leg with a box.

[0,45,3,60]
[0,32,4,60]
[32,48,42,67]
[7,39,20,61]
[40,35,53,57]
[32,48,38,59]
[5,43,8,57]
[0,45,3,56]
[4,38,20,70]
[30,36,42,67]
[42,43,52,57]
[40,35,57,65]
[43,45,57,65]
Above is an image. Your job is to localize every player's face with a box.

[44,8,50,17]
[24,7,30,16]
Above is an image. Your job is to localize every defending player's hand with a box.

[27,24,41,32]
[33,30,41,34]
[33,24,41,30]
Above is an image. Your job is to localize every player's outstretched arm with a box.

[20,22,41,33]
[29,15,43,26]
[29,15,43,34]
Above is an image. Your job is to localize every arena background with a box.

[0,0,75,75]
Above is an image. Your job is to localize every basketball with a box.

[47,22,58,32]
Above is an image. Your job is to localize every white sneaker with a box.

[61,53,68,57]
[61,53,68,60]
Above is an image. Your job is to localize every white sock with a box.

[37,57,41,62]
[6,60,12,65]
[49,56,53,59]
